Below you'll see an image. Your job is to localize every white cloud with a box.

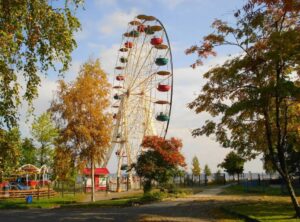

[64,60,82,81]
[99,44,120,76]
[98,8,140,35]
[19,76,58,138]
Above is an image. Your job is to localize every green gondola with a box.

[155,58,168,66]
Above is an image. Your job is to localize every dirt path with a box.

[81,189,143,202]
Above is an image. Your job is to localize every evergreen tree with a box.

[203,164,211,176]
[191,156,201,176]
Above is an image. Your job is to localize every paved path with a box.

[0,185,233,222]
[81,189,143,202]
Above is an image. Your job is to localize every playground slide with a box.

[17,184,30,190]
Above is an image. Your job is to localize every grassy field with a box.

[221,184,300,221]
[221,183,300,196]
[224,201,299,222]
[0,186,202,209]
[0,194,86,209]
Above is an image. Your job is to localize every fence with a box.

[51,172,300,196]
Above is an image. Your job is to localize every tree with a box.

[50,59,112,202]
[191,156,201,176]
[32,112,58,166]
[0,128,21,181]
[0,0,81,128]
[219,151,245,183]
[135,136,186,193]
[214,169,224,184]
[186,0,300,216]
[53,144,75,181]
[20,138,37,166]
[203,164,211,176]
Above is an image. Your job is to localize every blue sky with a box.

[71,0,245,68]
[23,0,263,173]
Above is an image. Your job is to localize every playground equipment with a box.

[1,164,49,190]
[103,15,173,191]
[0,164,53,199]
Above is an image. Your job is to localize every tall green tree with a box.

[191,156,201,176]
[32,112,58,166]
[203,164,211,176]
[0,0,81,128]
[218,151,245,183]
[20,138,37,166]
[50,59,112,202]
[186,0,300,216]
[0,128,21,181]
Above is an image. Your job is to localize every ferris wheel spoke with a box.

[130,49,171,92]
[128,47,156,89]
[129,33,149,81]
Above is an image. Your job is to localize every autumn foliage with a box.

[136,136,185,192]
[50,59,112,201]
[141,136,186,167]
[186,0,300,216]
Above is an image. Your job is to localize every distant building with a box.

[83,168,109,192]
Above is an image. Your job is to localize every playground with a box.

[0,164,54,200]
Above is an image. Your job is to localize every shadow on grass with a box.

[0,195,83,209]
[219,184,298,196]
[224,201,298,221]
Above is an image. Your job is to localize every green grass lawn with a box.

[0,194,85,209]
[224,201,300,222]
[0,187,197,209]
[221,184,300,221]
[220,183,300,196]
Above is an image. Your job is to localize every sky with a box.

[20,0,264,174]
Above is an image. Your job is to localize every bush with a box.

[140,191,167,203]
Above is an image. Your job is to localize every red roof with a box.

[83,168,109,175]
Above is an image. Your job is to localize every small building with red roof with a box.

[83,167,109,192]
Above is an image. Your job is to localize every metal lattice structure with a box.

[103,15,173,189]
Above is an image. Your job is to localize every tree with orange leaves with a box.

[186,0,300,216]
[135,136,185,193]
[50,59,112,202]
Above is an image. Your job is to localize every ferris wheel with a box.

[103,15,173,188]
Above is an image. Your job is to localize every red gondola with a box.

[116,75,125,81]
[125,41,133,48]
[157,84,171,92]
[151,37,163,46]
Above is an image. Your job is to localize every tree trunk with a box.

[40,144,44,166]
[264,109,300,217]
[143,179,152,193]
[237,174,240,184]
[283,175,300,217]
[91,158,95,202]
